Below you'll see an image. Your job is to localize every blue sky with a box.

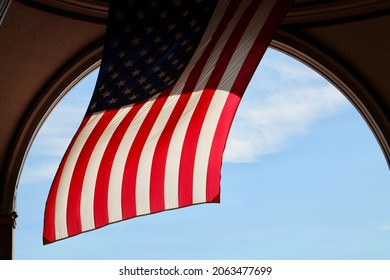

[14,48,390,259]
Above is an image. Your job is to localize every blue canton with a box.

[87,0,218,115]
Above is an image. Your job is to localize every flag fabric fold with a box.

[43,0,292,244]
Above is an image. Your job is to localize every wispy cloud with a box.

[20,103,87,184]
[32,104,85,156]
[224,50,349,162]
[375,225,390,232]
[21,83,93,184]
[19,160,59,184]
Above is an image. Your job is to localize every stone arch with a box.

[271,32,390,167]
[1,0,389,259]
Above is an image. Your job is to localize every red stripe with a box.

[43,116,90,244]
[207,0,293,201]
[66,110,117,237]
[121,91,169,218]
[93,103,144,228]
[206,93,240,202]
[179,0,262,206]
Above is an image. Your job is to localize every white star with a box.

[118,51,126,59]
[117,80,126,87]
[172,59,179,65]
[131,37,140,46]
[160,11,168,19]
[160,44,168,52]
[182,10,189,17]
[139,49,148,57]
[106,64,114,72]
[111,39,119,48]
[136,10,145,20]
[189,19,197,27]
[173,0,182,7]
[175,32,183,39]
[144,83,152,90]
[145,25,154,34]
[111,72,119,80]
[102,90,111,98]
[115,11,124,20]
[137,76,147,84]
[124,25,132,34]
[146,56,155,64]
[167,79,174,86]
[167,23,176,31]
[125,60,134,68]
[131,69,140,76]
[153,36,162,44]
[186,45,193,52]
[130,94,138,100]
[123,88,132,95]
[108,98,117,105]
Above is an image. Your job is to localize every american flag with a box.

[43,0,292,244]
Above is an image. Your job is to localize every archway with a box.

[0,0,390,258]
[12,45,390,258]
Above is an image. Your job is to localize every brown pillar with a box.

[0,212,17,260]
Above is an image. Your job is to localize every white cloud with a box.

[19,102,86,184]
[19,160,59,184]
[375,225,390,232]
[21,87,92,184]
[30,102,87,157]
[223,51,349,162]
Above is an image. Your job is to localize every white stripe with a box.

[80,108,131,231]
[107,97,157,223]
[54,114,103,240]
[193,0,278,203]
